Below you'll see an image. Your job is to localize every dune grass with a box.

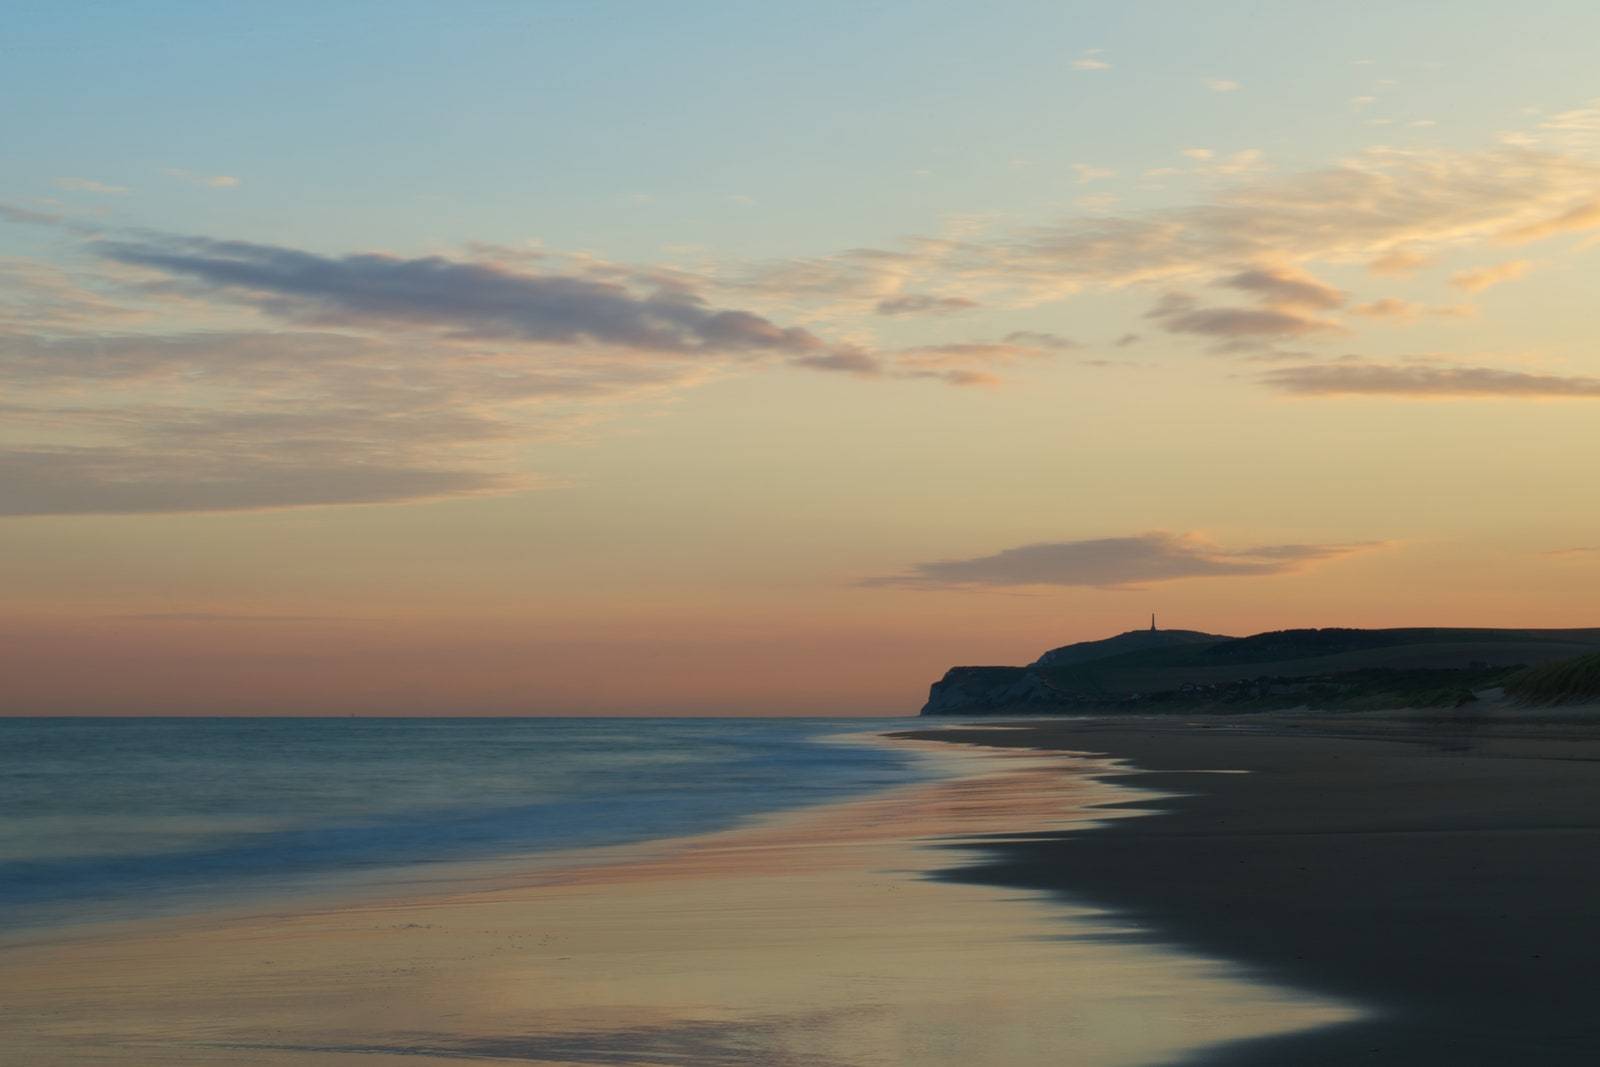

[1503,652,1600,706]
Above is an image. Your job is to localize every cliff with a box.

[919,626,1600,716]
[922,666,1073,716]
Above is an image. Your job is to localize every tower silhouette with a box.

[1150,613,1157,632]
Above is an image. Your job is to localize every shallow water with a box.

[0,717,921,932]
[0,735,1359,1066]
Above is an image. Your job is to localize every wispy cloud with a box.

[1348,298,1474,320]
[164,168,242,189]
[1262,362,1600,398]
[885,331,1078,385]
[0,259,146,331]
[1497,198,1600,243]
[111,612,364,623]
[0,327,714,516]
[1205,78,1242,93]
[868,532,1377,589]
[1367,247,1432,275]
[94,234,836,358]
[8,100,1600,517]
[792,349,881,376]
[1449,259,1532,292]
[875,293,979,316]
[1000,330,1080,350]
[1540,98,1600,141]
[1147,291,1343,343]
[54,177,129,195]
[1072,49,1111,71]
[1219,265,1345,310]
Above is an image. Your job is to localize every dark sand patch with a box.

[902,713,1600,1065]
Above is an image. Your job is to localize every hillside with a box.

[920,626,1600,715]
[1503,651,1600,706]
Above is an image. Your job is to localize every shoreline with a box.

[0,728,1350,1066]
[0,717,929,943]
[903,711,1600,1065]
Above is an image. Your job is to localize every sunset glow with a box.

[5,2,1600,714]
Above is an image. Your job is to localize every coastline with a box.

[903,709,1600,1065]
[0,728,1351,1066]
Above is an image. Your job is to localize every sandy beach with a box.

[0,734,1350,1067]
[906,710,1600,1065]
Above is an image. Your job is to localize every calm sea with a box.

[0,717,924,934]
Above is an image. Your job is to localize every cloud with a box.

[1262,362,1600,398]
[875,293,980,316]
[877,143,1600,310]
[112,612,363,623]
[1196,149,1267,177]
[1350,297,1422,319]
[0,259,146,331]
[54,177,129,195]
[1367,247,1431,275]
[1497,198,1600,243]
[0,445,508,517]
[1348,299,1476,321]
[93,234,835,357]
[19,120,1600,329]
[1072,49,1111,71]
[10,103,1600,515]
[879,331,1079,385]
[894,367,1004,388]
[1000,330,1080,350]
[0,327,716,515]
[551,124,1600,326]
[1449,258,1532,292]
[791,348,882,376]
[868,531,1376,589]
[1542,546,1600,559]
[0,221,1045,517]
[1219,265,1345,309]
[893,342,1038,367]
[164,168,242,189]
[1072,164,1115,184]
[1147,292,1343,342]
[1206,78,1242,93]
[1540,99,1600,140]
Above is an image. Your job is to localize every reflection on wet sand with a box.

[0,736,1356,1066]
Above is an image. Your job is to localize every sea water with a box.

[0,716,922,933]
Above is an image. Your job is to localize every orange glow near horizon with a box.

[5,8,1600,713]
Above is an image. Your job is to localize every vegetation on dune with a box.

[1503,652,1600,706]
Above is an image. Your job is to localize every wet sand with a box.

[904,710,1600,1065]
[0,737,1351,1066]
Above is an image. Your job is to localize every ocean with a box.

[0,716,924,934]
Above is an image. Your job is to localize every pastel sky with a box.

[4,2,1600,715]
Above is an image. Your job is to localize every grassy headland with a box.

[921,626,1600,715]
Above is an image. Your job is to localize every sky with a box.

[3,1,1600,715]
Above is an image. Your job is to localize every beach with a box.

[905,710,1600,1065]
[0,728,1350,1067]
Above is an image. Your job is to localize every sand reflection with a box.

[0,734,1355,1066]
